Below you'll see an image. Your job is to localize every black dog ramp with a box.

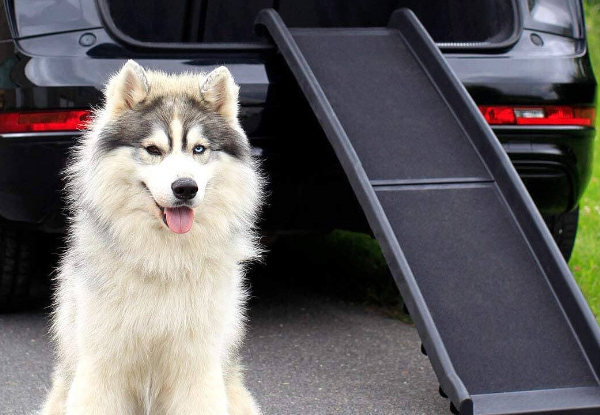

[255,9,600,415]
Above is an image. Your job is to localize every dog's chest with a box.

[91,275,233,346]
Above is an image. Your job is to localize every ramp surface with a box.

[256,9,600,415]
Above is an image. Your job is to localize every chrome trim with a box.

[0,131,83,139]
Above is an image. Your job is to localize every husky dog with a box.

[40,61,263,415]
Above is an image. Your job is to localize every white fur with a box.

[40,63,263,415]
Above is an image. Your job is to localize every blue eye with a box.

[193,145,206,155]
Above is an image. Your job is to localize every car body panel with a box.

[0,0,595,230]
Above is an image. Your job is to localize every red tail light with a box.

[478,105,595,127]
[0,110,91,133]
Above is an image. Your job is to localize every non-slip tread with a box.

[376,185,596,394]
[292,29,491,182]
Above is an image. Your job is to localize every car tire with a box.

[544,207,579,261]
[0,225,37,311]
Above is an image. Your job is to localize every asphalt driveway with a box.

[0,289,449,415]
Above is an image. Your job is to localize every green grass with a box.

[570,1,600,322]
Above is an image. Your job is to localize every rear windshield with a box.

[104,0,517,45]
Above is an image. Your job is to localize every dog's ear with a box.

[105,60,149,113]
[200,66,239,122]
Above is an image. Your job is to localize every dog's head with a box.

[71,61,261,246]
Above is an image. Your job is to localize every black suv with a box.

[0,0,595,307]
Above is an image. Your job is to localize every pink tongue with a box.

[165,207,195,234]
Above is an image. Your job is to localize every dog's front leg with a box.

[65,358,137,415]
[160,361,229,415]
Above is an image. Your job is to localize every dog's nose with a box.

[171,178,198,200]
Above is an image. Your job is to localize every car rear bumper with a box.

[0,132,73,231]
[0,124,593,231]
[495,125,594,215]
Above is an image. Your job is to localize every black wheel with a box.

[0,225,38,311]
[543,207,579,261]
